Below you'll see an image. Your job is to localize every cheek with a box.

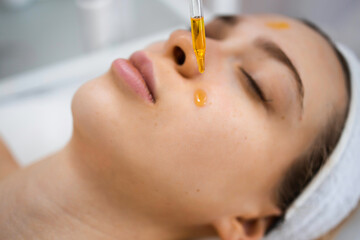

[161,94,261,185]
[199,88,275,170]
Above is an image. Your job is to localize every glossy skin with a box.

[0,15,347,240]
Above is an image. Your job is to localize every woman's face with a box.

[71,15,347,226]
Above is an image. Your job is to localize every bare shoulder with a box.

[0,137,19,181]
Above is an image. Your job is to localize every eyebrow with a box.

[215,16,241,26]
[254,38,304,111]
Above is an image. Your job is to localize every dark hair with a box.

[268,19,351,232]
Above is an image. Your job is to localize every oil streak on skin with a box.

[266,22,290,30]
[194,89,207,107]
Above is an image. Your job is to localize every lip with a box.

[112,51,156,104]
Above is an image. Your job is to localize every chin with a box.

[70,72,150,160]
[71,74,120,145]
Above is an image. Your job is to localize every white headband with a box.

[265,44,360,240]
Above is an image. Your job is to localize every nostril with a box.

[173,46,186,65]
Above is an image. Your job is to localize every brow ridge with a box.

[216,16,241,25]
[255,38,304,111]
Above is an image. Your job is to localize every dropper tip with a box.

[197,58,205,73]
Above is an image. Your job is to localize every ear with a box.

[212,216,272,240]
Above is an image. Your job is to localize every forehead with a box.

[212,14,346,127]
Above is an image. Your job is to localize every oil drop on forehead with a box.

[266,21,290,30]
[194,89,207,107]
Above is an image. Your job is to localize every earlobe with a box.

[213,217,268,240]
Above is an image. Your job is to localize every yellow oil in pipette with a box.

[191,16,206,73]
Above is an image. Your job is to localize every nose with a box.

[165,30,201,78]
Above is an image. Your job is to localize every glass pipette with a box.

[190,0,206,73]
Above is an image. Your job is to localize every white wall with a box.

[242,0,360,56]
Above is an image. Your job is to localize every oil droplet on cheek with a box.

[194,89,207,107]
[266,21,290,30]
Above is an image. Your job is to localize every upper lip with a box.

[129,51,157,102]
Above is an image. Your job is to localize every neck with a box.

[0,135,207,240]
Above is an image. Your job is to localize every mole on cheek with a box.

[266,21,290,30]
[194,89,207,107]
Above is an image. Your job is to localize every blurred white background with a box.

[0,0,183,79]
[0,0,359,80]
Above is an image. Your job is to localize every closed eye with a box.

[240,67,272,103]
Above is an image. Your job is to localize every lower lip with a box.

[111,59,154,103]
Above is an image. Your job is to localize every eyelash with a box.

[239,68,272,103]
